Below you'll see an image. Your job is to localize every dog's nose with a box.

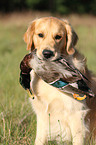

[42,49,54,59]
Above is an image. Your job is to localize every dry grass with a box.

[1,11,96,26]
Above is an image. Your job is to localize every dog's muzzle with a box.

[42,49,54,59]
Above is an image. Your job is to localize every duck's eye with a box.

[55,35,62,40]
[38,33,44,38]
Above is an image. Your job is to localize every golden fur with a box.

[24,17,96,145]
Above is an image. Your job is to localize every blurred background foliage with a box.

[0,0,96,15]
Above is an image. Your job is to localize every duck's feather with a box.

[20,51,95,99]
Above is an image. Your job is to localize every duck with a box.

[20,50,95,101]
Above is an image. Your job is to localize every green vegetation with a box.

[76,25,96,72]
[0,21,36,144]
[0,13,96,145]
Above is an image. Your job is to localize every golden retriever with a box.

[24,17,96,145]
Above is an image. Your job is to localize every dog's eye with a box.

[55,35,62,40]
[38,33,44,38]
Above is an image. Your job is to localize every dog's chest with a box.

[30,70,87,110]
[30,70,88,141]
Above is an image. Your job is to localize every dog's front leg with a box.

[70,112,86,145]
[72,135,84,145]
[35,116,48,145]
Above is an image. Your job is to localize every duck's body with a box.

[20,51,95,100]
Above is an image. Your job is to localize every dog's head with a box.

[24,17,78,60]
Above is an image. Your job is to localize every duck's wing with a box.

[54,57,95,97]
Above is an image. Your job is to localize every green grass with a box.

[76,26,96,72]
[0,14,96,145]
[0,22,36,144]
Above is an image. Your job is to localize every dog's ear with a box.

[63,20,78,55]
[24,21,35,51]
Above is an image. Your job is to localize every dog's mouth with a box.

[34,49,61,61]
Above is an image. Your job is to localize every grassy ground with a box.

[0,12,96,145]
